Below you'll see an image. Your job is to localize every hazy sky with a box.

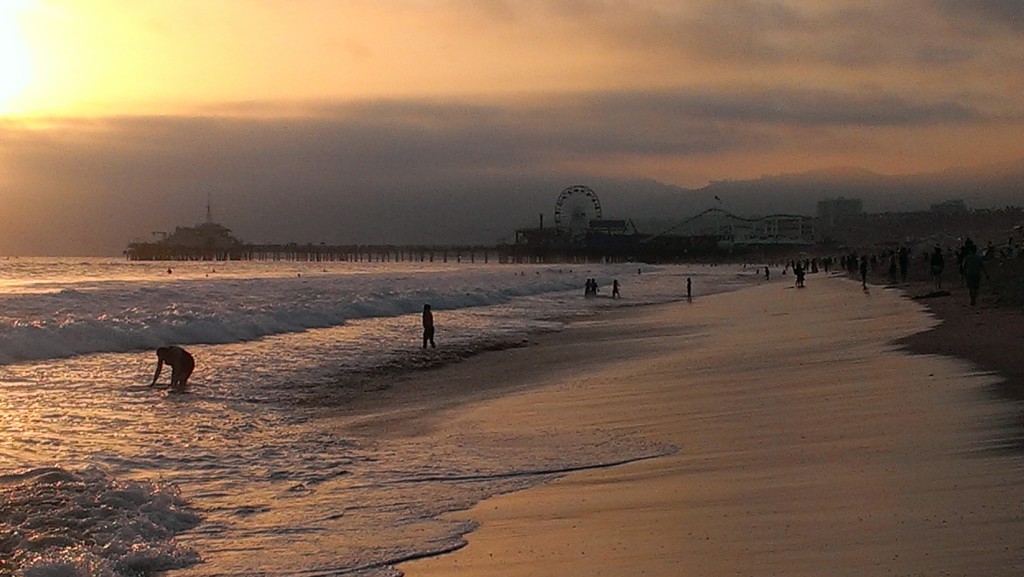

[2,0,1023,254]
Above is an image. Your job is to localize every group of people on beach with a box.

[917,239,990,305]
[583,278,622,299]
[763,235,1004,305]
[834,236,996,305]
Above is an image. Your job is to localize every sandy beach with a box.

[364,272,1024,577]
[896,257,1024,405]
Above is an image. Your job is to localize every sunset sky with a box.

[2,0,1023,254]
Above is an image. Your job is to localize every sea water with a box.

[0,257,757,576]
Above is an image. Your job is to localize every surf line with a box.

[284,540,470,577]
[380,447,678,486]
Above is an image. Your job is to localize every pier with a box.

[125,242,511,263]
[121,239,722,264]
[125,186,821,265]
[123,238,791,264]
[242,244,503,264]
[123,242,651,264]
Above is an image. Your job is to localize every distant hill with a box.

[593,160,1024,235]
[704,160,1024,213]
[176,160,1024,250]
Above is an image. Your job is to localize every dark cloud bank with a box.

[1,89,1022,255]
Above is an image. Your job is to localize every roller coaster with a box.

[643,207,815,247]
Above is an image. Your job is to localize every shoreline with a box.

[338,262,1024,444]
[894,279,1024,402]
[330,271,763,437]
[331,297,705,439]
[857,259,1024,450]
[888,262,1024,453]
[397,274,1024,577]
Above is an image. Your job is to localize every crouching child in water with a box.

[151,345,195,391]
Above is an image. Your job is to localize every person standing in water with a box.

[151,346,195,391]
[422,304,435,349]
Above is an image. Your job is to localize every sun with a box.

[0,2,33,114]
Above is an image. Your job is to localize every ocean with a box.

[0,257,758,576]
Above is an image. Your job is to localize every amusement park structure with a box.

[644,208,815,248]
[513,185,814,261]
[515,185,636,248]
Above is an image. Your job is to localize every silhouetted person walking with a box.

[612,279,620,299]
[422,304,435,348]
[686,277,692,301]
[963,245,989,306]
[859,255,869,290]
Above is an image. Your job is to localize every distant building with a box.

[671,208,813,246]
[125,199,245,260]
[816,197,864,227]
[587,219,632,234]
[159,220,243,251]
[930,199,968,214]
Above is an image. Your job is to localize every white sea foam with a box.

[0,467,202,576]
[0,260,755,365]
[0,263,569,363]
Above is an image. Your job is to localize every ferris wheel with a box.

[554,185,602,237]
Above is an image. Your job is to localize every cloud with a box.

[0,84,1013,255]
[451,1,1023,84]
[935,0,1024,31]
[576,88,982,128]
[4,86,984,183]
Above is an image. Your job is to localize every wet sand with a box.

[392,275,1024,576]
[895,260,1024,404]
